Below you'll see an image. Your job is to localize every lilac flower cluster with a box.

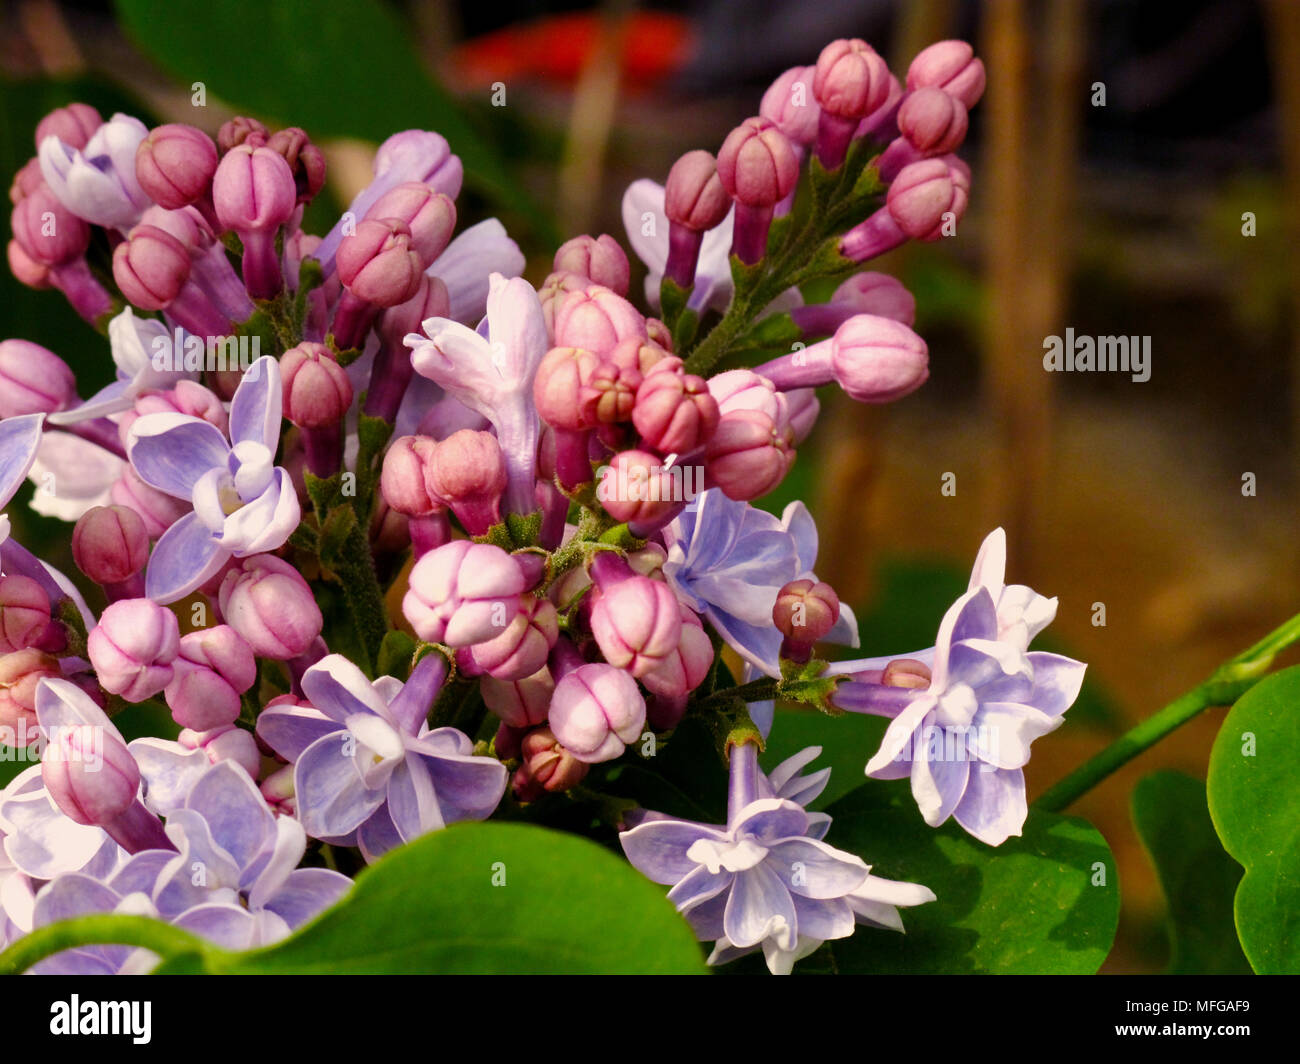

[0,35,1086,974]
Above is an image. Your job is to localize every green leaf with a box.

[822,783,1119,973]
[1131,771,1250,974]
[1207,664,1300,973]
[760,708,887,811]
[375,630,418,680]
[212,823,706,973]
[112,0,551,238]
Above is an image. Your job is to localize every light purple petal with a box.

[183,762,275,871]
[144,511,228,604]
[229,356,282,449]
[952,764,1027,846]
[357,803,404,864]
[0,413,45,507]
[910,747,970,827]
[128,413,230,499]
[724,861,797,950]
[295,732,386,839]
[261,867,353,929]
[791,893,856,941]
[730,798,808,842]
[408,747,508,823]
[1025,652,1087,718]
[620,818,729,884]
[255,705,339,762]
[666,863,731,912]
[970,701,1061,769]
[765,838,868,899]
[430,218,526,324]
[220,467,300,555]
[300,654,394,725]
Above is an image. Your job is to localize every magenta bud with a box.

[336,217,424,307]
[597,450,683,527]
[10,158,45,204]
[0,575,54,653]
[589,570,683,679]
[790,271,916,337]
[120,379,228,446]
[897,87,969,155]
[72,505,149,588]
[760,67,821,147]
[785,387,820,444]
[705,409,795,501]
[35,103,102,151]
[517,725,590,793]
[7,239,52,289]
[554,284,646,356]
[468,595,559,681]
[481,666,554,729]
[774,578,839,661]
[212,144,296,233]
[112,223,192,310]
[281,342,353,428]
[830,313,929,402]
[380,434,442,517]
[402,541,528,646]
[11,185,90,266]
[135,123,219,209]
[42,724,140,826]
[164,625,256,731]
[365,182,456,267]
[886,157,957,240]
[548,663,647,763]
[217,117,269,154]
[110,466,189,540]
[538,271,590,338]
[266,127,327,204]
[553,234,630,296]
[426,429,507,535]
[218,555,324,661]
[0,650,60,739]
[0,339,76,417]
[813,38,892,120]
[665,151,731,231]
[906,40,986,109]
[87,598,181,702]
[717,117,799,209]
[580,358,641,426]
[632,357,719,455]
[641,605,713,698]
[534,346,602,431]
[182,724,260,778]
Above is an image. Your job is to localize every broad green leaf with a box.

[113,0,552,239]
[1131,771,1250,974]
[821,783,1118,973]
[1207,664,1300,973]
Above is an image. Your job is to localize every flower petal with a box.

[229,357,282,449]
[128,413,230,499]
[952,764,1027,846]
[144,511,228,604]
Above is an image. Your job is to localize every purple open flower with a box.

[406,273,549,515]
[662,489,858,681]
[126,356,300,603]
[0,413,45,572]
[38,113,151,231]
[256,652,508,863]
[621,743,932,974]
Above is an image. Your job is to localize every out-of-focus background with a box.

[3,0,1296,973]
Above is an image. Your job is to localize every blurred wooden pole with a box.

[1263,0,1300,581]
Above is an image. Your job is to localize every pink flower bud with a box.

[365,182,456,267]
[645,318,674,352]
[830,313,929,402]
[790,272,916,337]
[402,541,528,646]
[425,429,507,535]
[35,103,102,150]
[580,358,641,426]
[906,40,986,109]
[597,450,683,527]
[632,357,719,454]
[717,117,799,208]
[119,379,228,445]
[112,223,191,310]
[218,556,323,660]
[760,67,821,147]
[135,123,219,210]
[0,339,76,417]
[774,578,839,661]
[0,650,59,741]
[212,144,296,233]
[42,724,140,826]
[883,657,932,689]
[260,761,296,816]
[705,408,795,501]
[181,724,260,778]
[533,345,602,430]
[641,605,713,698]
[87,598,180,702]
[380,434,442,517]
[516,725,590,794]
[886,157,956,240]
[548,663,646,763]
[378,274,450,349]
[553,234,630,296]
[72,505,149,587]
[110,466,189,540]
[481,666,554,728]
[336,217,424,307]
[897,87,968,154]
[554,284,646,355]
[281,342,354,428]
[266,127,327,203]
[588,562,682,679]
[217,116,269,154]
[468,595,558,681]
[538,271,590,338]
[7,238,52,289]
[11,185,90,265]
[813,39,892,119]
[164,624,256,731]
[0,575,54,653]
[665,151,731,230]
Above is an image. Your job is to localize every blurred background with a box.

[3,0,1296,972]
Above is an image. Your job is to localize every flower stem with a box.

[0,914,214,975]
[1035,609,1300,812]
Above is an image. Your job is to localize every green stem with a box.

[0,915,215,975]
[1035,609,1300,812]
[695,676,778,710]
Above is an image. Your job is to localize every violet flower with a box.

[0,413,44,571]
[661,488,858,680]
[428,218,527,325]
[256,652,507,863]
[126,356,300,603]
[405,272,549,515]
[38,113,151,231]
